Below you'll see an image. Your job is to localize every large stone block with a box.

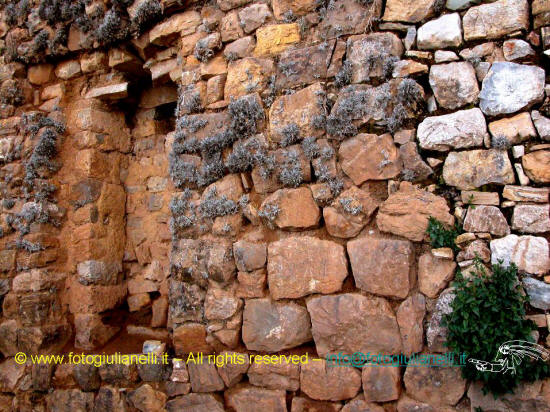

[396,293,426,356]
[166,393,224,412]
[490,235,550,275]
[463,205,510,236]
[276,41,336,89]
[224,58,274,99]
[347,32,403,82]
[383,0,439,22]
[149,11,201,46]
[488,112,537,146]
[429,62,479,110]
[323,186,379,238]
[404,363,467,407]
[247,361,299,391]
[442,149,515,190]
[300,359,361,401]
[418,108,487,151]
[418,252,456,299]
[479,62,545,116]
[463,0,529,41]
[362,366,401,402]
[267,236,348,299]
[307,293,402,357]
[242,299,312,352]
[225,386,287,412]
[417,13,463,50]
[376,182,454,241]
[512,204,550,234]
[259,187,320,230]
[347,237,414,299]
[522,151,550,183]
[339,133,402,184]
[68,279,127,314]
[269,82,325,143]
[254,24,300,56]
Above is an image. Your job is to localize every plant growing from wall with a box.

[426,216,462,252]
[443,258,550,396]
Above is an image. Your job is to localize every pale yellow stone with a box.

[254,24,300,56]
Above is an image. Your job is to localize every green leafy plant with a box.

[426,216,462,252]
[443,259,550,396]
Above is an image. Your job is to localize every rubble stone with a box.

[429,62,478,109]
[417,13,463,50]
[463,0,529,41]
[301,360,361,401]
[463,205,510,236]
[490,234,550,275]
[443,149,515,189]
[377,182,454,241]
[479,62,545,116]
[418,108,487,151]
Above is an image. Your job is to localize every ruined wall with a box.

[0,0,550,410]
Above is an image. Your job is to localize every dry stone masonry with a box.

[0,0,549,411]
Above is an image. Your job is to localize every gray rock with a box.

[77,260,122,286]
[512,204,550,234]
[404,27,416,50]
[434,50,459,63]
[429,62,479,109]
[426,288,455,352]
[531,111,550,141]
[523,277,550,310]
[503,39,535,61]
[238,3,272,34]
[479,62,545,116]
[446,0,481,10]
[490,234,550,275]
[417,108,487,151]
[417,13,463,50]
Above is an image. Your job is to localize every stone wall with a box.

[0,0,549,410]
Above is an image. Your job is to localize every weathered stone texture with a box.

[307,294,402,357]
[377,183,454,241]
[347,237,414,299]
[418,108,487,151]
[490,235,550,275]
[443,149,515,190]
[479,63,545,116]
[267,237,348,300]
[339,133,402,184]
[463,0,529,41]
[3,0,550,407]
[242,298,312,352]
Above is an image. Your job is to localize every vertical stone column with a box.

[63,98,130,350]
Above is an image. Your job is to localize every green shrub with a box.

[443,259,550,396]
[426,216,462,252]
